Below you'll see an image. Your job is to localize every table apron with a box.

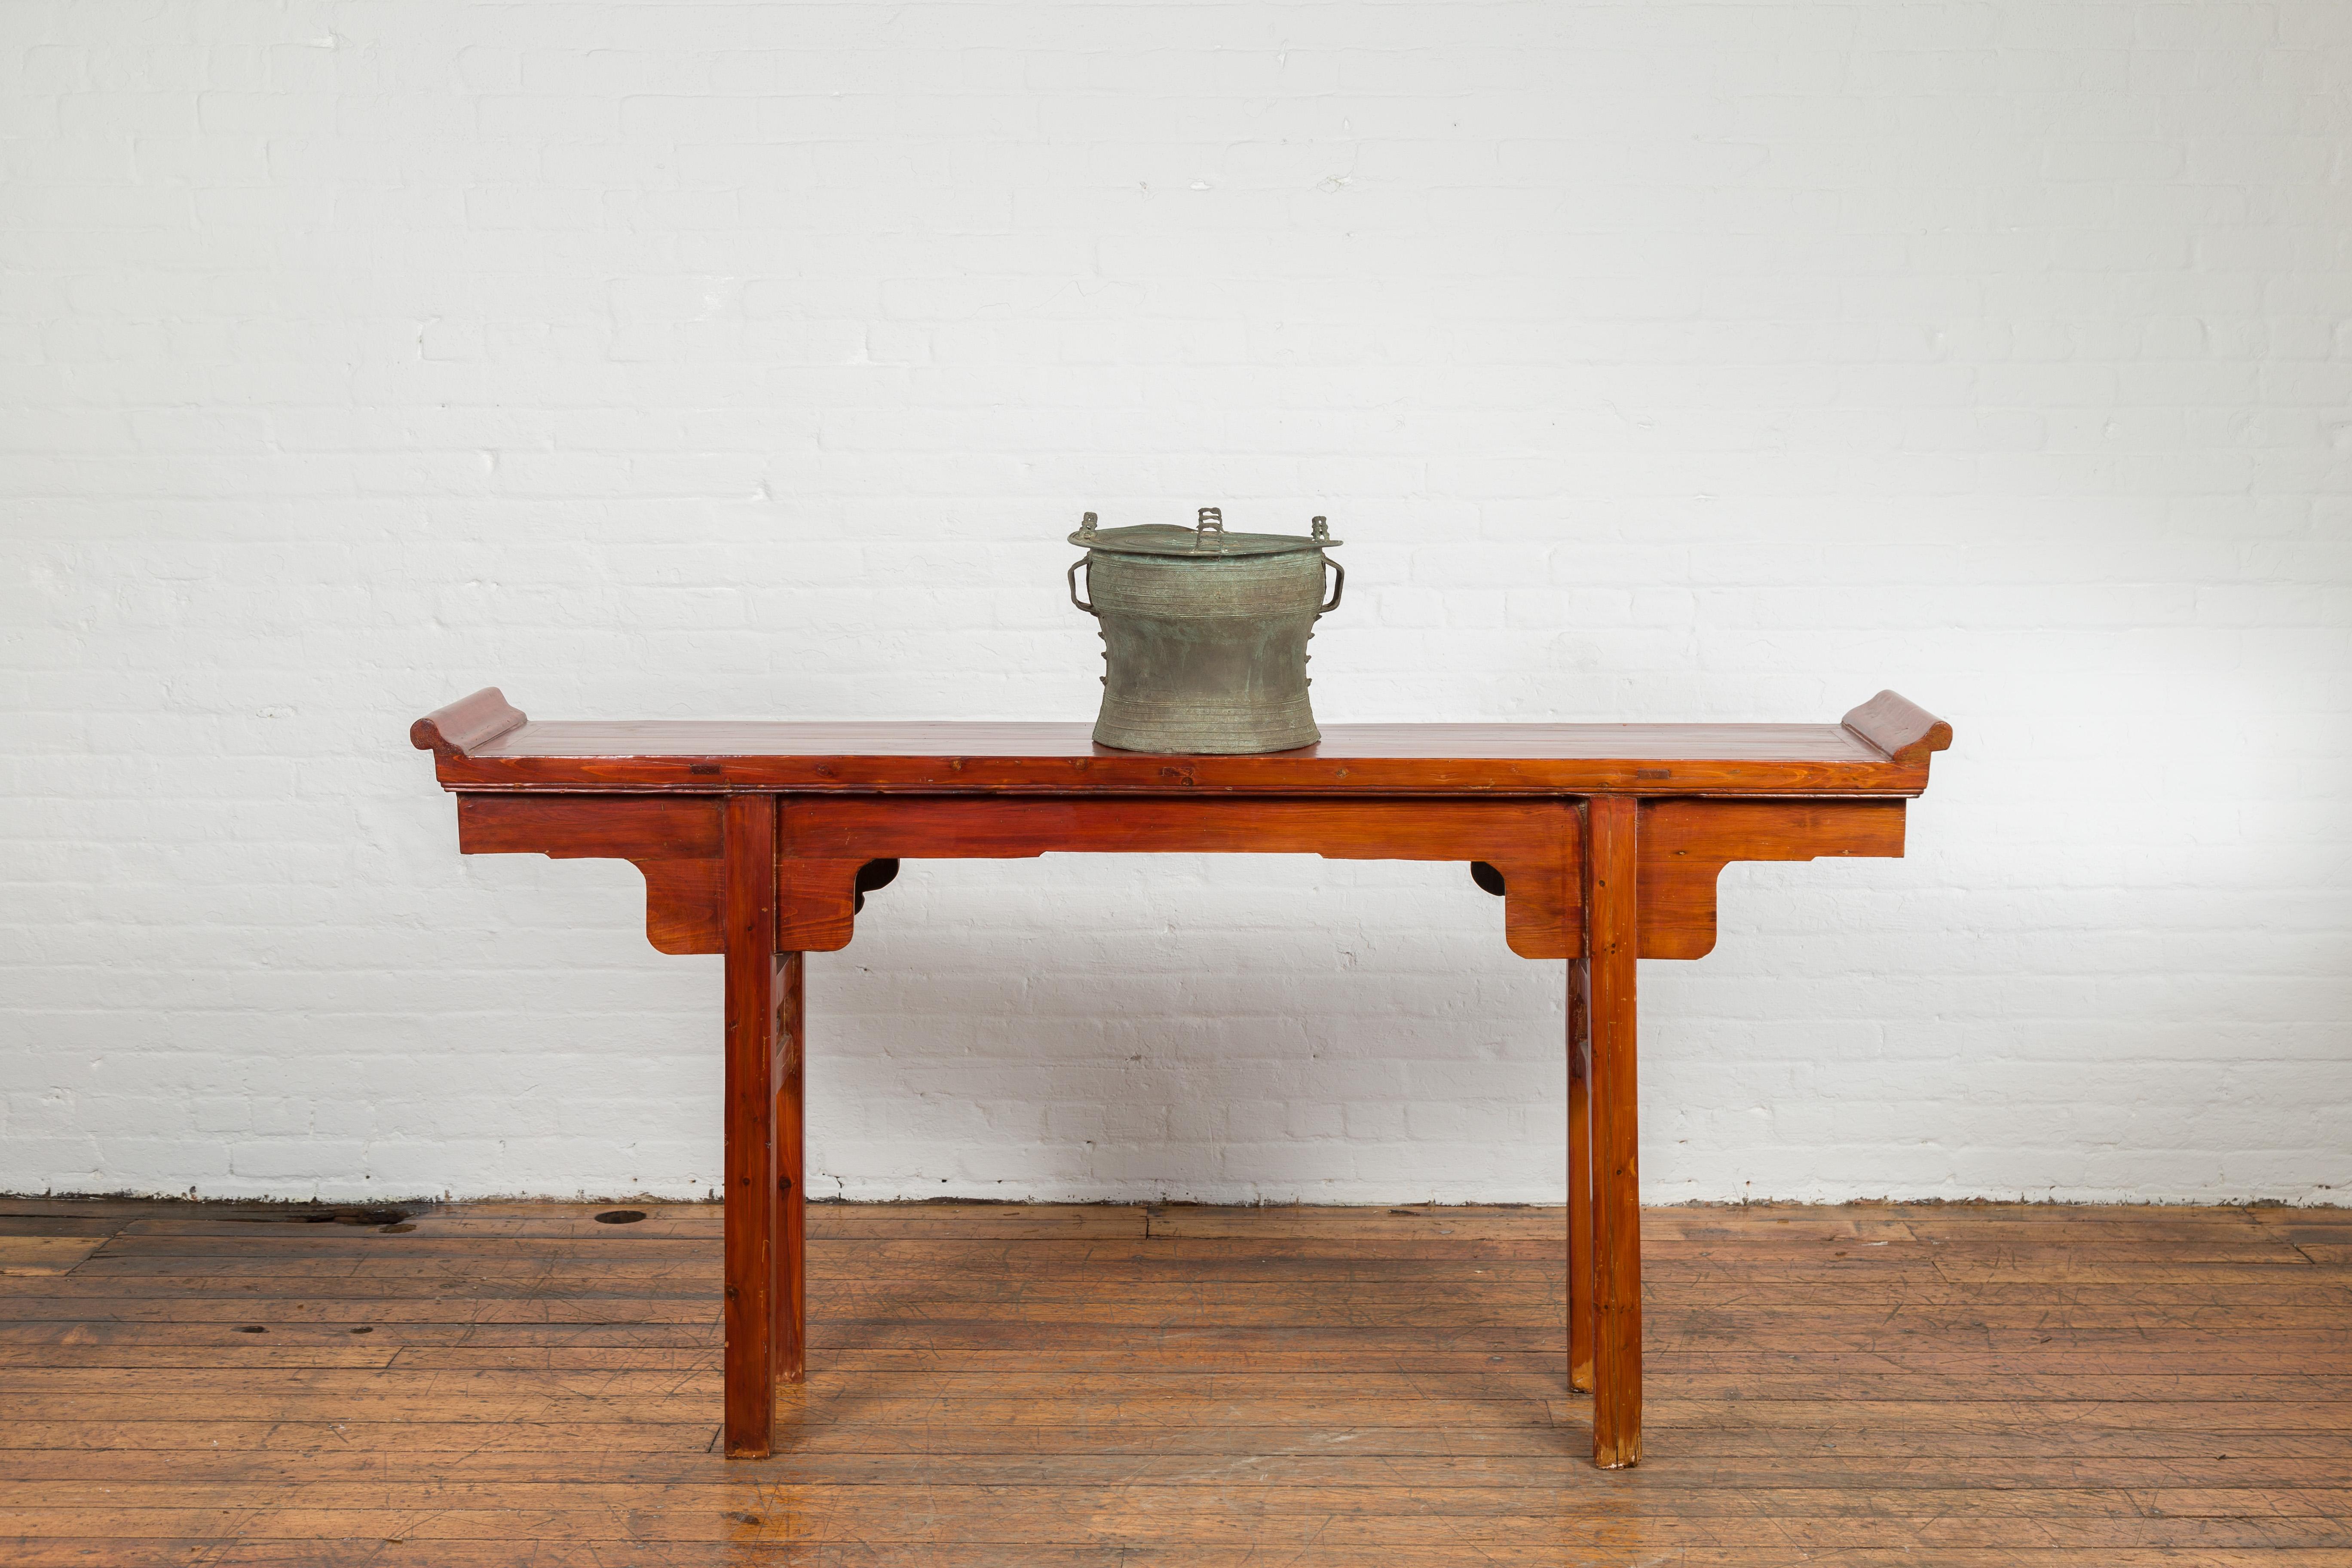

[453,791,1906,964]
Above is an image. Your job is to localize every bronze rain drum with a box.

[1066,507,1345,754]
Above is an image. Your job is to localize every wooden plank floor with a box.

[2,1199,2349,1565]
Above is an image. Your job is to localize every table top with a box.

[413,689,1950,798]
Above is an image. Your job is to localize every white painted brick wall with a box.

[3,0,2347,1206]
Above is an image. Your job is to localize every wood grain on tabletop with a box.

[1,1198,2346,1564]
[409,686,1951,796]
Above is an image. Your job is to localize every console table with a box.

[410,689,1951,1468]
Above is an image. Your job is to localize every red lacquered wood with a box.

[1840,689,1955,765]
[1567,954,1595,1396]
[409,687,527,757]
[457,795,726,954]
[1639,799,1907,960]
[722,796,780,1458]
[776,796,1578,959]
[638,860,724,956]
[1584,795,1642,1468]
[457,794,721,860]
[410,689,1953,1473]
[776,951,806,1387]
[413,706,1945,798]
[449,791,1921,968]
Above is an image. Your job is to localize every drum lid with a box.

[1068,508,1341,557]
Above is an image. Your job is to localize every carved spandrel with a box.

[776,859,868,953]
[456,795,725,955]
[1637,798,1908,960]
[639,859,724,955]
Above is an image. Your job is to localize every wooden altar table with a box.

[410,688,1952,1468]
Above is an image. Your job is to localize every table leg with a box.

[1567,955,1595,1396]
[776,950,806,1385]
[723,796,781,1458]
[1583,794,1642,1468]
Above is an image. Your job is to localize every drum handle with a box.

[1319,557,1345,615]
[1067,556,1095,615]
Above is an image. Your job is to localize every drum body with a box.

[1067,510,1344,756]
